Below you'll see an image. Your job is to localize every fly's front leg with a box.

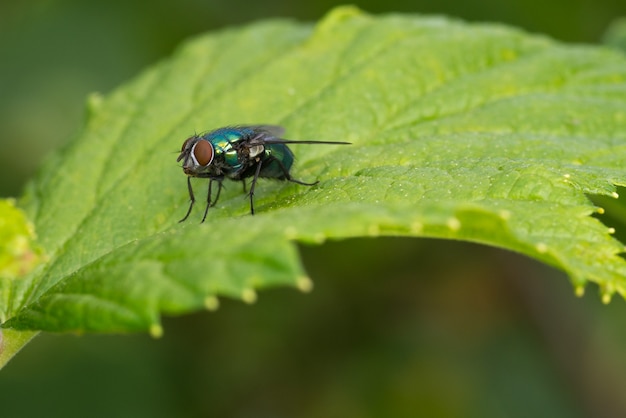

[179,176,195,223]
[201,179,224,223]
[201,179,213,223]
[211,180,223,207]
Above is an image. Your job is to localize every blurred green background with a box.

[2,1,626,417]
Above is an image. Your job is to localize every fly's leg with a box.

[248,160,264,215]
[211,180,223,206]
[287,177,319,186]
[201,180,213,223]
[270,156,319,186]
[201,179,223,223]
[179,177,196,223]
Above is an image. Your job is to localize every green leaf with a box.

[3,6,626,334]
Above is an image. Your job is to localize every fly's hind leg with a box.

[270,156,319,187]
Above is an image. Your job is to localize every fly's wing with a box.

[262,139,352,145]
[241,125,350,145]
[242,125,285,139]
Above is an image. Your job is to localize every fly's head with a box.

[177,135,215,177]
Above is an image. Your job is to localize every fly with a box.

[176,125,350,222]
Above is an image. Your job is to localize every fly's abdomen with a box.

[261,143,294,179]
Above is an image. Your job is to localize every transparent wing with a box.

[237,125,350,145]
[242,125,285,138]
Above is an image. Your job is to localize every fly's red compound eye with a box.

[193,140,214,166]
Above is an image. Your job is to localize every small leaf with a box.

[3,6,626,333]
[0,328,39,369]
[0,199,45,323]
[0,199,44,367]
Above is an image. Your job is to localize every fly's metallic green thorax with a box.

[176,125,350,222]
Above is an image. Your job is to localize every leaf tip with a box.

[318,5,366,30]
[284,226,298,240]
[368,224,380,236]
[86,92,104,115]
[535,242,549,254]
[410,221,423,234]
[204,296,220,311]
[600,282,615,304]
[611,192,620,199]
[312,233,327,244]
[241,288,257,304]
[149,323,163,339]
[574,285,585,297]
[447,217,461,232]
[296,276,314,293]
